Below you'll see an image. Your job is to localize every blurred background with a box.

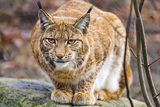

[0,0,159,102]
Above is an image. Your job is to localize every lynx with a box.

[31,0,133,105]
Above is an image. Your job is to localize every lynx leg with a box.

[95,65,133,100]
[51,81,73,104]
[72,74,97,105]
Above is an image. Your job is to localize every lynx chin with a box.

[31,0,133,105]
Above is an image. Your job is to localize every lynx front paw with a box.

[51,89,73,104]
[72,92,96,105]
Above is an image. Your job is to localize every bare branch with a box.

[123,0,134,107]
[138,2,160,107]
[154,92,160,99]
[139,0,144,12]
[133,0,154,106]
[133,0,160,106]
[135,19,153,107]
[130,48,137,58]
[148,57,160,67]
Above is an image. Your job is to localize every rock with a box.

[0,78,147,107]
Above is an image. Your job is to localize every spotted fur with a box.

[31,0,133,105]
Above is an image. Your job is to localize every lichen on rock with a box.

[0,78,147,107]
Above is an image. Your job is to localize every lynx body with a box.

[31,0,133,105]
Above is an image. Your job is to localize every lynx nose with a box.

[56,54,64,59]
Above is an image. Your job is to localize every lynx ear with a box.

[37,0,52,29]
[74,6,93,34]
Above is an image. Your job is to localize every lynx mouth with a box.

[55,60,69,63]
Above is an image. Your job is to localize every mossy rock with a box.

[0,78,147,107]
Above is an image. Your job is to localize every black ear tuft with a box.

[39,10,52,29]
[74,6,93,34]
[87,6,93,13]
[36,0,52,29]
[37,0,42,9]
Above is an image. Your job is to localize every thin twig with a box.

[148,57,160,67]
[123,0,134,107]
[130,48,146,67]
[133,0,154,106]
[130,48,137,58]
[154,92,160,99]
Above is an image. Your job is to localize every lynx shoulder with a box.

[31,0,133,105]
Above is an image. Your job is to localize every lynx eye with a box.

[67,40,76,44]
[46,38,56,44]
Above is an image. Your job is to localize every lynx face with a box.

[39,9,91,71]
